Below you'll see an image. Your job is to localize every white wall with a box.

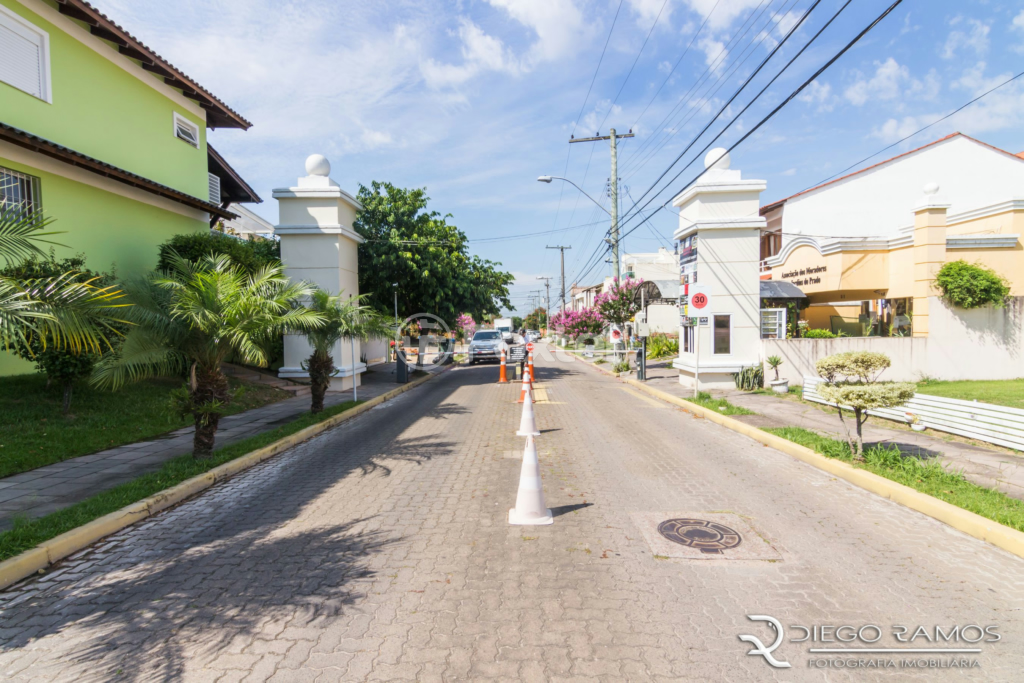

[779,136,1024,243]
[765,297,1024,383]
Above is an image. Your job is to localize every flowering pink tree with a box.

[550,307,604,342]
[594,277,643,331]
[455,313,476,341]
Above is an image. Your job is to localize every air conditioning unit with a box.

[208,173,221,204]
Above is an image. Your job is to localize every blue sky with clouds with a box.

[96,0,1024,314]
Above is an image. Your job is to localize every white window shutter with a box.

[0,11,45,100]
[208,173,221,204]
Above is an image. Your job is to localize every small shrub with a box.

[935,260,1010,309]
[613,360,630,373]
[766,354,783,381]
[733,365,763,391]
[157,232,281,274]
[803,328,836,339]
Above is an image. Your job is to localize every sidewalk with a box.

[0,363,432,531]
[578,355,1024,501]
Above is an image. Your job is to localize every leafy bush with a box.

[0,252,123,414]
[157,231,280,274]
[935,260,1010,309]
[613,360,630,373]
[645,333,678,359]
[815,351,915,456]
[802,328,836,338]
[733,365,763,391]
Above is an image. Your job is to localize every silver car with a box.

[467,330,504,364]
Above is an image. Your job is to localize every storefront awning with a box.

[760,280,806,299]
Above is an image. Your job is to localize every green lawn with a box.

[692,391,754,416]
[0,374,291,479]
[766,426,1024,532]
[0,400,360,561]
[916,378,1024,410]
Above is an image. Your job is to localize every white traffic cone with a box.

[516,383,540,437]
[508,435,553,525]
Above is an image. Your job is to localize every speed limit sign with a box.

[688,284,711,311]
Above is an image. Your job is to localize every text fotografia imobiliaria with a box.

[739,615,1001,670]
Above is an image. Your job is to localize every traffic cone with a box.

[528,348,536,387]
[508,435,552,525]
[498,346,508,383]
[516,383,540,436]
[517,366,532,404]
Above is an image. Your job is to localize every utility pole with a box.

[536,276,552,331]
[569,128,634,281]
[546,245,572,313]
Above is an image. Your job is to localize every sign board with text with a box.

[508,346,527,363]
[687,283,712,311]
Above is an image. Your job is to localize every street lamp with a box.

[537,176,610,216]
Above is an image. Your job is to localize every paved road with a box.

[2,349,1023,681]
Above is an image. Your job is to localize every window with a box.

[0,166,42,214]
[760,308,787,339]
[208,172,221,204]
[713,315,731,354]
[0,4,51,102]
[173,112,200,148]
[682,325,694,353]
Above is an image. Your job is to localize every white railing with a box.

[802,376,1024,451]
[759,258,771,274]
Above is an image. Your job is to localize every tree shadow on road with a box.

[0,369,476,680]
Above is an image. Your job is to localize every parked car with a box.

[468,330,504,364]
[527,329,541,342]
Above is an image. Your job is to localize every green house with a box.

[1,0,259,374]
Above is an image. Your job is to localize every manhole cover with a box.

[657,518,742,554]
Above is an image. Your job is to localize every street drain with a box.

[657,518,741,554]
[630,512,782,561]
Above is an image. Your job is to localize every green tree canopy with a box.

[524,307,546,331]
[354,182,513,327]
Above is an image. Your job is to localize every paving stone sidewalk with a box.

[632,361,1024,500]
[0,363,430,531]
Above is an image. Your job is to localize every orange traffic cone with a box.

[517,384,540,436]
[508,435,552,525]
[498,346,508,383]
[528,348,535,387]
[517,367,532,403]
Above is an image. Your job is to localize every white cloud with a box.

[680,0,764,31]
[797,79,833,112]
[907,69,941,101]
[844,58,908,106]
[941,18,989,59]
[697,34,727,71]
[628,0,673,27]
[485,0,590,66]
[781,168,796,176]
[421,18,519,88]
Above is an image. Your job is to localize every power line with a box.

[796,69,1024,194]
[597,0,671,131]
[629,0,723,132]
[620,0,823,221]
[616,0,906,246]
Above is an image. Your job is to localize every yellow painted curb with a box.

[620,377,1024,561]
[0,366,450,591]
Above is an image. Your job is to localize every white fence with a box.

[803,376,1024,451]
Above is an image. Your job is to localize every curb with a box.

[617,376,1024,561]
[0,367,451,591]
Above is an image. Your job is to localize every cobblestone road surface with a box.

[2,348,1023,681]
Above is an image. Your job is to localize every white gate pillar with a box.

[274,154,365,390]
[672,149,765,391]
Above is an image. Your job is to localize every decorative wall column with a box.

[912,183,949,338]
[672,149,765,390]
[274,154,365,390]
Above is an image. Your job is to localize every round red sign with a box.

[691,292,709,309]
[526,342,535,352]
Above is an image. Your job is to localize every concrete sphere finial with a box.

[704,147,731,170]
[305,154,331,177]
[923,182,940,196]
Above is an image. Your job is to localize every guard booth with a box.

[631,279,680,381]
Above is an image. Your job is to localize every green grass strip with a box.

[692,391,754,416]
[765,426,1024,533]
[0,400,360,562]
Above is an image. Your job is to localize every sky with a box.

[95,0,1024,315]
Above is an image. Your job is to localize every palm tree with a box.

[93,252,324,458]
[0,206,127,355]
[302,289,393,413]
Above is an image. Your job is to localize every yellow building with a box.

[759,133,1023,338]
